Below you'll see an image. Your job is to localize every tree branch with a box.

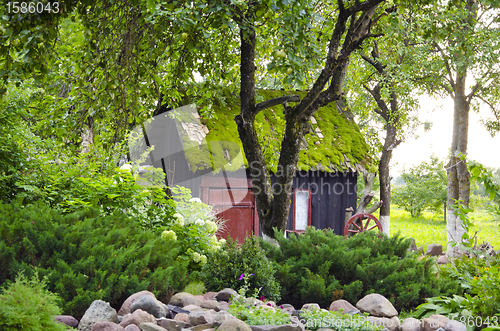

[254,95,300,114]
[433,41,456,90]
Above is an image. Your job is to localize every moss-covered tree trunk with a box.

[235,2,383,238]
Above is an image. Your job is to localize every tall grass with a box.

[387,206,500,252]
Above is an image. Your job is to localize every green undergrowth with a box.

[390,207,500,250]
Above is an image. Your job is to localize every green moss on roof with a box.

[178,90,372,173]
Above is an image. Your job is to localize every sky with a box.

[391,95,500,176]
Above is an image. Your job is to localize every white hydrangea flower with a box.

[173,213,185,226]
[189,197,202,203]
[161,230,177,241]
[192,252,201,262]
[219,238,227,245]
[200,254,207,265]
[195,219,205,226]
[205,220,217,233]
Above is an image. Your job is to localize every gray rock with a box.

[174,313,190,324]
[157,318,192,331]
[124,326,141,331]
[444,320,467,331]
[367,316,400,331]
[79,300,118,331]
[219,301,230,310]
[328,300,358,315]
[422,315,449,331]
[167,305,191,318]
[119,309,157,328]
[438,255,449,265]
[139,322,168,331]
[55,315,79,328]
[300,304,320,312]
[218,319,252,331]
[192,323,217,331]
[408,239,418,252]
[189,309,216,326]
[427,244,443,256]
[118,291,156,316]
[291,310,303,319]
[213,311,236,326]
[401,317,421,331]
[356,293,398,317]
[200,300,221,311]
[170,292,203,307]
[215,288,239,302]
[203,292,218,301]
[249,323,304,331]
[91,321,125,331]
[181,304,203,312]
[130,294,167,318]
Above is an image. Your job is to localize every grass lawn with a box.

[386,207,500,252]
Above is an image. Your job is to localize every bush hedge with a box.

[0,202,192,319]
[260,228,461,311]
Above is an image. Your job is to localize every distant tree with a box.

[392,156,447,218]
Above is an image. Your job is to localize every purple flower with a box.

[280,305,283,309]
[239,274,244,280]
[260,296,265,301]
[250,273,255,276]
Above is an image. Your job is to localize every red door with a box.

[200,177,259,243]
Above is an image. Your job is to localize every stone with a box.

[401,317,421,331]
[170,292,203,307]
[444,320,467,331]
[189,309,217,325]
[367,316,400,331]
[174,313,190,323]
[183,304,203,312]
[157,318,192,331]
[167,305,191,318]
[219,302,230,310]
[408,239,418,252]
[249,324,304,331]
[195,295,207,301]
[199,300,221,311]
[328,300,358,315]
[215,288,239,302]
[91,322,125,331]
[79,300,118,331]
[218,319,253,331]
[438,255,449,265]
[118,291,156,316]
[213,311,236,326]
[130,294,167,318]
[192,323,217,331]
[356,293,398,318]
[280,304,295,310]
[203,292,218,301]
[119,309,157,328]
[427,244,443,256]
[422,315,449,331]
[124,325,141,331]
[139,322,168,331]
[301,303,320,312]
[55,315,79,328]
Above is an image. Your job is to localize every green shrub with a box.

[260,228,460,311]
[0,272,70,331]
[183,281,206,295]
[200,236,281,302]
[0,202,192,319]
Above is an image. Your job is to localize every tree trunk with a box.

[446,73,470,257]
[379,122,398,237]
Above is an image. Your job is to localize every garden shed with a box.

[135,90,372,243]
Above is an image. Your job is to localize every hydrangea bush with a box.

[162,186,226,270]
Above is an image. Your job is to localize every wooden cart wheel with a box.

[344,213,383,238]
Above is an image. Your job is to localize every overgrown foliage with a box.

[0,272,70,331]
[200,236,281,303]
[0,202,191,319]
[260,228,460,311]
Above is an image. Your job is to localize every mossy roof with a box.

[173,90,372,173]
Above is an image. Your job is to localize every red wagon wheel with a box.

[344,213,383,238]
